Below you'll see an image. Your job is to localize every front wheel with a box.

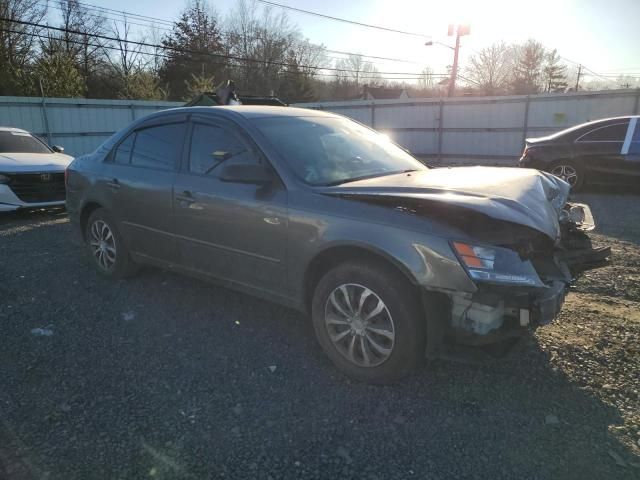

[548,160,585,191]
[85,208,138,279]
[311,260,426,384]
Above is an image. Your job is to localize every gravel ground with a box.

[1,192,639,480]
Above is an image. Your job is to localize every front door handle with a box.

[107,178,120,189]
[176,190,196,204]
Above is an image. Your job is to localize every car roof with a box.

[165,105,335,120]
[532,115,638,143]
[584,115,639,124]
[560,115,639,132]
[0,127,30,133]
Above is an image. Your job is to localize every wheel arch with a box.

[302,242,420,314]
[79,200,104,241]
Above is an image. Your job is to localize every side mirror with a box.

[219,163,272,185]
[52,145,64,153]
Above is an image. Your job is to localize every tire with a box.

[85,208,138,279]
[548,160,585,191]
[311,260,426,384]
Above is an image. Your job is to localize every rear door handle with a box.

[107,178,120,189]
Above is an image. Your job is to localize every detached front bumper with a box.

[445,202,610,346]
[447,280,568,346]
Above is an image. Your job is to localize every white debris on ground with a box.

[30,327,53,336]
[122,311,136,321]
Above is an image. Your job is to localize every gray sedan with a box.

[65,106,609,383]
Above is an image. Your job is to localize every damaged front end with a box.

[446,201,610,346]
[320,166,611,348]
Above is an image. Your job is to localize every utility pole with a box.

[448,31,461,97]
[575,64,582,91]
[424,25,469,97]
[446,24,469,97]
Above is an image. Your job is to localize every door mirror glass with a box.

[52,145,64,153]
[219,163,272,185]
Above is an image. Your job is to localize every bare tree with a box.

[146,22,166,74]
[335,54,378,86]
[225,0,325,96]
[288,38,327,76]
[417,67,435,90]
[226,0,297,94]
[56,0,108,78]
[0,0,47,94]
[330,54,378,99]
[108,17,148,98]
[464,42,512,96]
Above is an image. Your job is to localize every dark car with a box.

[519,115,640,190]
[66,106,609,383]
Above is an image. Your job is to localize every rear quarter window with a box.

[112,133,135,164]
[577,122,629,142]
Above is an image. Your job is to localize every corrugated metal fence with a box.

[1,90,639,163]
[0,96,182,156]
[297,89,640,165]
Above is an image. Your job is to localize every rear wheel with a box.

[85,208,137,279]
[549,160,585,191]
[311,260,425,384]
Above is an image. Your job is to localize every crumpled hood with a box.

[320,166,571,241]
[0,152,74,172]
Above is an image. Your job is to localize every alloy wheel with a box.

[550,164,578,186]
[324,283,396,367]
[89,220,117,271]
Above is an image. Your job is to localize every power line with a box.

[0,17,448,80]
[1,17,440,77]
[256,0,431,39]
[0,26,437,83]
[45,3,635,85]
[40,1,175,33]
[43,2,430,68]
[325,48,423,65]
[581,66,613,82]
[73,0,174,27]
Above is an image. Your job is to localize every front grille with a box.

[7,172,66,203]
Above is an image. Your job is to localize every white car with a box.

[0,127,73,212]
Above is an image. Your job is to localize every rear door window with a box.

[577,122,629,142]
[188,123,258,176]
[130,123,186,171]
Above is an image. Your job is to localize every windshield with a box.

[0,131,51,154]
[253,116,426,186]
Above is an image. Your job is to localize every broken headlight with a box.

[452,241,544,287]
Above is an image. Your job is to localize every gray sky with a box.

[85,0,640,83]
